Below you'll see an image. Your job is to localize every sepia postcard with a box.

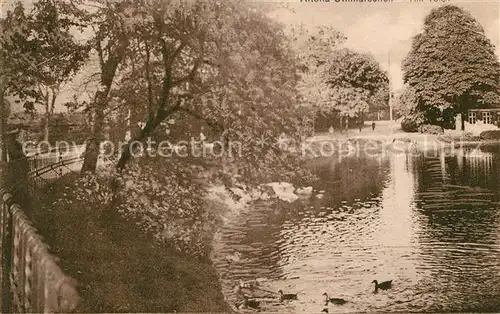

[0,0,499,312]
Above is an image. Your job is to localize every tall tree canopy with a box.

[69,0,312,186]
[291,27,388,124]
[402,5,500,129]
[291,25,346,115]
[325,48,389,118]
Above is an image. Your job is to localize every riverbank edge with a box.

[306,131,445,155]
[29,173,233,313]
[437,133,500,147]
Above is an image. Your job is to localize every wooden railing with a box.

[27,145,86,186]
[0,193,80,313]
[0,145,86,313]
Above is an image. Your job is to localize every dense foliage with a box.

[401,118,419,133]
[325,48,389,118]
[0,0,89,141]
[394,86,417,120]
[35,173,229,313]
[292,26,389,118]
[418,124,444,135]
[480,130,500,140]
[69,0,313,176]
[402,5,500,129]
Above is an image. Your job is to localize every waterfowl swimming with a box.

[278,290,298,301]
[226,251,242,263]
[322,293,347,305]
[240,296,260,309]
[372,280,392,292]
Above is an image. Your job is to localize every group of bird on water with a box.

[236,279,393,311]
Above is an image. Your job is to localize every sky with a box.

[266,0,500,91]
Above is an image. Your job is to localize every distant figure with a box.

[328,126,334,134]
[372,121,376,131]
[358,121,362,132]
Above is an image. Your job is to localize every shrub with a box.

[401,111,427,133]
[419,124,444,135]
[32,170,229,313]
[480,130,500,140]
[463,132,481,141]
[437,132,481,143]
[401,118,419,132]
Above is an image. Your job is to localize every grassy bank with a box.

[437,132,481,144]
[29,173,231,313]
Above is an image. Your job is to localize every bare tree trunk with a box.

[46,87,58,143]
[0,81,7,162]
[81,89,107,173]
[44,100,50,143]
[80,32,129,174]
[116,105,179,170]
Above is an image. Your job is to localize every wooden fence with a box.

[0,194,80,313]
[0,146,85,313]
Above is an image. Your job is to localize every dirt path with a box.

[310,120,443,151]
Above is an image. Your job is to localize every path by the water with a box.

[310,120,442,151]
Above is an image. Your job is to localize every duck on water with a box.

[236,296,260,310]
[278,290,298,301]
[322,293,347,305]
[372,280,392,293]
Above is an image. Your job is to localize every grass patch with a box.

[480,130,500,140]
[437,132,481,143]
[29,173,230,313]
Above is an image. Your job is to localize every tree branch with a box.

[144,39,153,114]
[177,106,223,133]
[116,97,183,170]
[172,58,201,86]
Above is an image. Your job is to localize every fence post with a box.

[34,153,38,178]
[58,150,63,178]
[1,193,13,313]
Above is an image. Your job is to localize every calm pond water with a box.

[212,145,500,312]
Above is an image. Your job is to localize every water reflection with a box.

[213,147,500,312]
[414,146,500,311]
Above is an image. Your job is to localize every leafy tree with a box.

[402,5,500,130]
[0,0,89,142]
[61,0,318,252]
[290,28,388,129]
[393,86,417,119]
[90,0,310,185]
[79,0,134,172]
[325,48,389,127]
[292,25,346,115]
[368,85,389,118]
